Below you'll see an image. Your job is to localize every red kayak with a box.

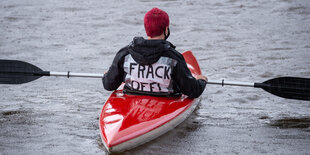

[99,51,202,152]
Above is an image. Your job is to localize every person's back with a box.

[102,8,207,98]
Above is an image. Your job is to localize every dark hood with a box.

[128,37,175,65]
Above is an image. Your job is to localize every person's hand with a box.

[195,75,208,82]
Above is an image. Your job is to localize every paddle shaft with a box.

[47,72,260,88]
[49,71,104,78]
[207,79,254,87]
[34,71,267,88]
[38,71,254,86]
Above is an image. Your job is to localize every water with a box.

[1,0,310,154]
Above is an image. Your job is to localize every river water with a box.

[0,0,309,154]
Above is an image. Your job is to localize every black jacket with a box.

[102,37,206,98]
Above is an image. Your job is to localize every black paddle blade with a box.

[255,77,310,101]
[0,60,48,84]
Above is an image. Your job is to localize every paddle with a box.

[207,78,310,101]
[0,59,103,84]
[0,59,309,101]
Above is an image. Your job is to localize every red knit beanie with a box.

[144,8,170,37]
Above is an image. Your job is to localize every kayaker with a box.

[102,8,207,98]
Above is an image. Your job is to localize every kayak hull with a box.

[99,92,199,152]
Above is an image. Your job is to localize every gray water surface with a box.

[1,0,310,154]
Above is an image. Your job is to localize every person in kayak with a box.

[102,8,207,98]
